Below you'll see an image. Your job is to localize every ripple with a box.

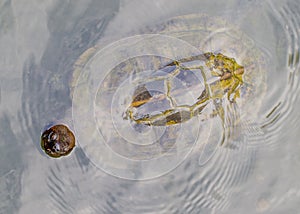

[259,1,300,147]
[19,10,293,213]
[71,14,263,184]
[18,11,117,213]
[72,34,203,180]
[68,14,265,213]
[160,142,256,212]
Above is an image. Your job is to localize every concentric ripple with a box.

[259,1,300,147]
[72,34,208,180]
[16,1,300,212]
[72,14,267,184]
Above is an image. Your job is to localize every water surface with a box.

[1,0,300,213]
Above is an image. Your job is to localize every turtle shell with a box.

[71,14,266,119]
[70,14,267,180]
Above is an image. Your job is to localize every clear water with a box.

[1,0,300,213]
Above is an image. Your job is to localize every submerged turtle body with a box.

[71,14,266,124]
[70,14,266,179]
[125,52,244,126]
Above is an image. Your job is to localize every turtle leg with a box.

[199,67,213,100]
[227,77,242,102]
[210,98,226,145]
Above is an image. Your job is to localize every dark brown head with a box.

[41,124,75,158]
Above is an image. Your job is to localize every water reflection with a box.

[1,0,300,213]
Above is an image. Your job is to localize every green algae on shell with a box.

[70,14,267,120]
[69,13,267,179]
[124,52,245,126]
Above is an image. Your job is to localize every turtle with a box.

[42,13,267,178]
[70,14,266,126]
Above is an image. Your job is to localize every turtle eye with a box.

[48,132,58,142]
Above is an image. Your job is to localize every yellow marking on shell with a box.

[126,53,244,126]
